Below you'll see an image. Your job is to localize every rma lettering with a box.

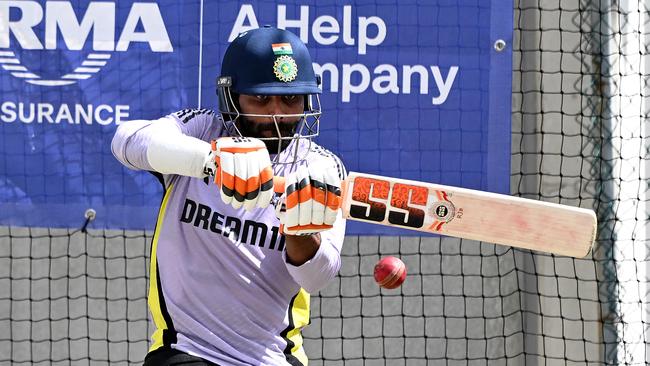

[0,1,172,52]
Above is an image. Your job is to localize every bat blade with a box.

[339,172,597,258]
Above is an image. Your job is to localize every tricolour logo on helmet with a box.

[271,43,293,55]
[273,55,298,82]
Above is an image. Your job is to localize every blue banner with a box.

[0,0,512,235]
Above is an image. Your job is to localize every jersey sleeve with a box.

[282,150,348,293]
[282,212,346,293]
[111,109,218,185]
[170,108,216,136]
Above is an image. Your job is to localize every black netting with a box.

[2,0,649,364]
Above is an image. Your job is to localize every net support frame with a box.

[600,1,649,364]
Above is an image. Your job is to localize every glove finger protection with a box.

[231,148,275,211]
[323,163,341,226]
[210,137,274,211]
[278,161,342,235]
[308,163,326,226]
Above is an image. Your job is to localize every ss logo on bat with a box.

[348,177,427,228]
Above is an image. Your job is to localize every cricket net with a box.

[1,0,648,365]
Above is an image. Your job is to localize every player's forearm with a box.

[112,118,211,178]
[146,128,211,178]
[283,237,341,293]
[283,219,345,293]
[284,233,321,266]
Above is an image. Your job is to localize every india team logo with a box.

[271,42,296,82]
[273,55,298,82]
[0,1,173,87]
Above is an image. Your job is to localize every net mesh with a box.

[0,227,151,364]
[1,0,649,364]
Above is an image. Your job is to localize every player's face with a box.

[236,94,305,152]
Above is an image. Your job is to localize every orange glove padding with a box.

[275,163,341,235]
[210,137,274,211]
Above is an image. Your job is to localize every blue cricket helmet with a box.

[218,26,321,96]
[216,26,322,161]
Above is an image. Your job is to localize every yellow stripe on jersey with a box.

[148,184,175,352]
[281,289,310,365]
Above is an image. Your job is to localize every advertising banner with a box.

[0,1,512,235]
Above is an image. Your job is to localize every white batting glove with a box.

[208,137,274,211]
[275,163,341,236]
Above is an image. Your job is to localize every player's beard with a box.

[236,116,300,154]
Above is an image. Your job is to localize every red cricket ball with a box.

[373,256,407,289]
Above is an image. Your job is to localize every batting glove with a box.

[208,137,274,211]
[275,163,341,236]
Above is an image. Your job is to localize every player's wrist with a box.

[202,149,217,177]
[284,233,321,266]
[283,231,322,239]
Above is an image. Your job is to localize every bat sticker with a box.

[427,190,456,231]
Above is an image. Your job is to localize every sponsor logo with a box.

[180,198,286,252]
[431,201,455,222]
[0,1,172,86]
[229,4,459,105]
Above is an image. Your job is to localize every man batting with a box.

[111,26,346,366]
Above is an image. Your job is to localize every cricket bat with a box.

[275,172,597,258]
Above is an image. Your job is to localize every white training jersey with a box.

[111,109,347,366]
